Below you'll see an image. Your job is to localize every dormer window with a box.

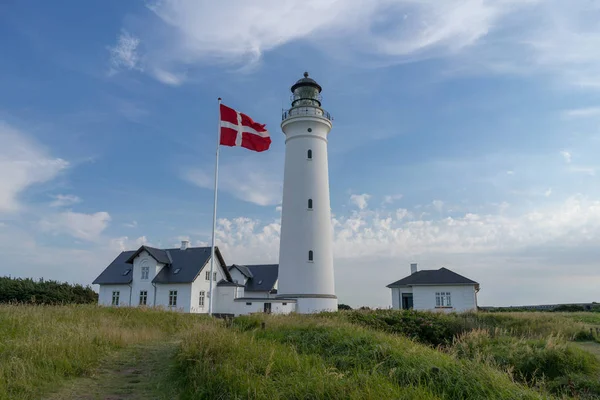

[141,266,149,280]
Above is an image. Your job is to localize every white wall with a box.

[229,268,248,285]
[278,110,337,313]
[412,285,477,313]
[296,297,337,313]
[131,251,164,307]
[391,287,413,310]
[155,283,192,312]
[98,284,131,307]
[234,299,296,316]
[189,257,228,313]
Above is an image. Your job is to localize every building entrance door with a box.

[401,293,414,310]
[263,302,272,314]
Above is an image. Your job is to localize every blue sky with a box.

[1,0,600,307]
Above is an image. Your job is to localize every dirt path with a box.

[45,341,180,400]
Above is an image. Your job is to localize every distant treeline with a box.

[482,304,600,313]
[0,276,98,305]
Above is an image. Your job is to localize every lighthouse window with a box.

[308,250,314,262]
[308,199,313,209]
[307,149,312,159]
[307,128,312,132]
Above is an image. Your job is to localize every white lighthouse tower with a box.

[277,72,337,313]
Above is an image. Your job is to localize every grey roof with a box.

[92,251,135,285]
[93,246,230,285]
[386,267,479,288]
[230,264,254,278]
[217,279,245,287]
[125,246,170,265]
[230,264,278,292]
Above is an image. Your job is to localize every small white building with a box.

[92,241,296,316]
[386,263,479,313]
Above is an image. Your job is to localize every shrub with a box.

[234,314,546,400]
[173,323,438,400]
[338,303,352,310]
[450,329,600,398]
[0,276,97,305]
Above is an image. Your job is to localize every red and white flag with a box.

[219,103,271,152]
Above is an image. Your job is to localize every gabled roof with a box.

[230,264,278,292]
[386,267,478,288]
[125,246,170,265]
[93,246,230,285]
[92,251,135,285]
[229,264,254,278]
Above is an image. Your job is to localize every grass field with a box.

[1,305,599,400]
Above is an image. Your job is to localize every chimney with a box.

[410,263,418,274]
[180,240,190,250]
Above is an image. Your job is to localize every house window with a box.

[141,266,149,280]
[139,290,147,306]
[246,302,252,306]
[111,291,120,306]
[199,291,205,307]
[282,302,287,306]
[435,292,452,307]
[213,272,217,281]
[308,199,313,209]
[205,271,210,281]
[307,149,312,159]
[308,250,313,262]
[169,290,178,307]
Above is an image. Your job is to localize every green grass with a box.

[172,323,440,399]
[232,314,552,400]
[3,305,600,400]
[450,329,600,398]
[0,304,207,400]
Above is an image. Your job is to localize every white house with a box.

[92,241,296,316]
[386,263,479,313]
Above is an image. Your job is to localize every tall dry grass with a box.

[0,304,207,400]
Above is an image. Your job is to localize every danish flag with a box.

[219,104,271,152]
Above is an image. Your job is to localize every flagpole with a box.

[208,97,222,316]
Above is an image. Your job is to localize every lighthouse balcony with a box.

[282,106,332,122]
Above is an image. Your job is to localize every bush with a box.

[341,309,465,346]
[0,276,97,305]
[450,329,600,397]
[553,304,586,312]
[338,303,352,310]
[234,314,546,400]
[173,323,438,400]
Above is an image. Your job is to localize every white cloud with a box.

[123,220,138,228]
[432,200,444,212]
[40,211,111,241]
[108,31,142,74]
[112,1,600,91]
[50,194,81,208]
[569,166,596,176]
[183,160,282,206]
[350,193,370,210]
[544,188,552,197]
[562,107,600,118]
[383,194,403,204]
[201,194,600,307]
[560,150,572,163]
[0,122,69,213]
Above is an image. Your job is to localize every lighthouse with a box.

[277,72,337,313]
